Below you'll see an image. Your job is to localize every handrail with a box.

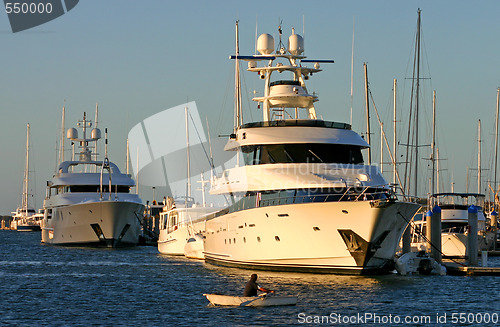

[257,185,394,206]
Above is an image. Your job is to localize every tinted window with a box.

[242,144,363,165]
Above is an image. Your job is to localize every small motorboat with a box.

[203,293,298,307]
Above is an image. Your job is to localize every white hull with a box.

[158,220,205,256]
[41,200,144,247]
[184,234,205,259]
[204,293,297,307]
[204,200,419,274]
[413,231,495,258]
[11,212,42,231]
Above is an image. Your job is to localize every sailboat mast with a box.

[94,103,99,162]
[413,9,421,198]
[23,123,30,212]
[431,90,436,199]
[436,147,440,194]
[364,63,371,165]
[234,20,242,131]
[478,119,482,194]
[393,79,397,185]
[380,123,383,172]
[59,104,65,164]
[350,17,355,126]
[494,88,499,206]
[185,106,191,199]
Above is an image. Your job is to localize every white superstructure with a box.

[202,22,420,274]
[41,112,144,247]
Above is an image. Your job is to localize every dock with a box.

[443,261,500,276]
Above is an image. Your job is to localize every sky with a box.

[1,0,500,214]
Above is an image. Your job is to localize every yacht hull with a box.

[41,201,144,247]
[16,224,41,232]
[158,227,186,255]
[204,200,419,274]
[158,220,206,256]
[413,231,496,258]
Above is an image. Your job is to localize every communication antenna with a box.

[254,15,258,55]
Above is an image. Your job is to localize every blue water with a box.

[1,231,499,326]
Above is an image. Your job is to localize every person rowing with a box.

[243,274,275,297]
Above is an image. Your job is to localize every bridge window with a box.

[242,144,363,165]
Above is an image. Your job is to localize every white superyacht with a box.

[203,23,420,274]
[41,112,145,247]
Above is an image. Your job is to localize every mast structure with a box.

[229,22,333,126]
[185,106,191,200]
[431,90,436,201]
[413,9,421,199]
[59,103,65,165]
[494,88,499,208]
[380,123,383,173]
[234,20,242,131]
[23,123,30,213]
[393,79,397,185]
[364,63,371,165]
[350,17,355,126]
[436,147,440,194]
[478,119,482,194]
[403,9,424,199]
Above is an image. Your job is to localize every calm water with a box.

[1,231,499,326]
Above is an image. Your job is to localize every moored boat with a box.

[41,111,145,247]
[11,123,41,232]
[158,196,220,258]
[202,22,420,274]
[410,193,495,258]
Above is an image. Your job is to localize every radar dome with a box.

[91,128,101,140]
[288,33,304,55]
[257,33,274,55]
[67,127,78,140]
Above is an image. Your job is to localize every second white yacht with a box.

[41,112,145,247]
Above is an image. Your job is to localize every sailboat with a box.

[11,123,42,231]
[202,21,420,274]
[406,11,495,259]
[157,105,223,259]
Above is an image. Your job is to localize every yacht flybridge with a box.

[203,22,420,274]
[41,112,145,247]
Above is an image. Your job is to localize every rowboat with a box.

[203,293,297,307]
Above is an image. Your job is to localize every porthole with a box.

[275,236,280,241]
[257,236,261,242]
